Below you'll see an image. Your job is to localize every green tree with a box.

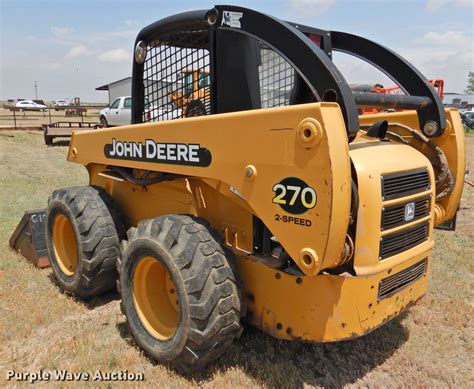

[465,71,474,94]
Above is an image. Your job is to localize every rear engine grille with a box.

[381,197,430,230]
[378,258,427,300]
[380,222,429,259]
[381,169,430,200]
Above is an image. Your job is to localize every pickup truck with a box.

[100,96,183,127]
[99,96,132,127]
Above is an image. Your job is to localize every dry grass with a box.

[0,130,472,388]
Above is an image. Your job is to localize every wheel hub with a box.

[52,214,78,276]
[133,256,179,340]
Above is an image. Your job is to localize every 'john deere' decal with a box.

[272,177,317,215]
[104,138,212,167]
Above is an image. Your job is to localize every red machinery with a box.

[356,79,444,114]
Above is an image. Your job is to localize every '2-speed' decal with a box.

[272,177,317,215]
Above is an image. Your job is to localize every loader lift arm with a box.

[329,31,446,135]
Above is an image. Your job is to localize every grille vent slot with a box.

[381,197,430,230]
[381,169,430,200]
[380,222,429,259]
[378,258,427,300]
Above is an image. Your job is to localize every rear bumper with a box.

[238,249,430,342]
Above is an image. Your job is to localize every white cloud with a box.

[406,29,473,91]
[88,29,137,41]
[333,27,473,94]
[98,49,130,63]
[397,46,472,91]
[1,18,143,102]
[417,30,472,47]
[426,0,473,11]
[66,45,94,58]
[288,0,336,17]
[88,21,141,42]
[51,26,75,36]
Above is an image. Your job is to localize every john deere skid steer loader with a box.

[44,5,465,372]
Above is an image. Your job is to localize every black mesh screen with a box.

[258,44,295,108]
[143,28,211,123]
[141,29,313,120]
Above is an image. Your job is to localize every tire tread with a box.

[46,186,125,298]
[118,215,243,373]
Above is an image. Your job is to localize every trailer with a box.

[42,121,98,145]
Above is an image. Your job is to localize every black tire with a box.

[100,116,108,128]
[185,101,207,117]
[45,186,125,299]
[117,215,243,373]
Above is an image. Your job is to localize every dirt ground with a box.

[0,130,472,388]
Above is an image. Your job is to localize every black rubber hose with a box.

[111,166,183,186]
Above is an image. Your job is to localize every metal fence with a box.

[0,105,100,129]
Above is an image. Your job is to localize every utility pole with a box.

[34,81,38,100]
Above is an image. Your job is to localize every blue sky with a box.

[0,0,472,102]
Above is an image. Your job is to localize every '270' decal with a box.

[272,177,317,215]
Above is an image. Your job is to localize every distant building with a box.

[96,77,132,105]
[96,76,176,107]
[443,93,474,110]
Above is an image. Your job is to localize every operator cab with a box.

[132,6,445,142]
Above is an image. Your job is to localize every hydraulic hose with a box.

[110,166,183,186]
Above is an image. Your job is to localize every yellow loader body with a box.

[38,6,466,372]
[65,103,464,342]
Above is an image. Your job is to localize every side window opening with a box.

[123,98,132,109]
[258,44,296,108]
[110,99,120,109]
[214,30,316,114]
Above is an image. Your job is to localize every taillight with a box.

[307,34,321,47]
